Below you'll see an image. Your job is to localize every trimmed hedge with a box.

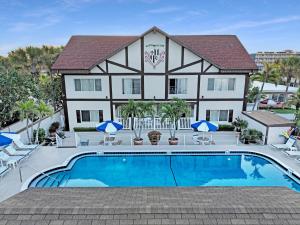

[218,124,235,131]
[74,127,97,132]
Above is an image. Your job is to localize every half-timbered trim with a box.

[141,36,145,99]
[168,59,202,73]
[196,74,201,121]
[61,73,70,131]
[165,37,169,100]
[203,64,213,73]
[181,46,184,66]
[96,65,106,73]
[107,60,140,73]
[125,47,129,67]
[243,74,250,111]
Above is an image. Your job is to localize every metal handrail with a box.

[18,164,61,184]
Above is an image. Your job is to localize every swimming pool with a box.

[29,153,300,191]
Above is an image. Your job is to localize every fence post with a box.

[183,135,186,146]
[130,134,133,146]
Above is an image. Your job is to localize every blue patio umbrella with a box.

[191,120,218,132]
[0,133,12,146]
[96,120,123,133]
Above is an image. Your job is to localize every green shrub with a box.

[240,128,263,144]
[32,128,46,143]
[73,127,97,132]
[218,124,235,131]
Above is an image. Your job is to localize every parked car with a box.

[259,99,284,109]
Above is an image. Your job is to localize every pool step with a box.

[48,174,65,187]
[58,174,70,187]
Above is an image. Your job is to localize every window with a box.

[206,110,233,122]
[169,78,187,94]
[76,110,104,123]
[207,78,236,91]
[74,79,102,91]
[122,79,141,94]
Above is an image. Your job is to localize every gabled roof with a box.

[52,27,257,71]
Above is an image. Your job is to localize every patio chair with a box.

[4,145,32,156]
[0,151,24,168]
[0,160,9,177]
[271,137,297,151]
[192,133,200,145]
[13,139,38,150]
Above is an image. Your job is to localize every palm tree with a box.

[160,98,190,141]
[288,88,300,110]
[280,56,300,102]
[15,100,37,144]
[251,62,280,110]
[34,101,54,144]
[120,100,155,142]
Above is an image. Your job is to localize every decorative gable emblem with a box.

[144,44,165,68]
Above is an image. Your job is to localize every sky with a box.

[0,0,300,56]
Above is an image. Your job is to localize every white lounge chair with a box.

[13,139,38,150]
[0,160,9,177]
[0,151,24,168]
[271,137,297,151]
[5,145,31,156]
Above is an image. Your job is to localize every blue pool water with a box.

[30,154,300,191]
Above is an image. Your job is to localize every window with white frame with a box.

[206,110,233,122]
[122,78,141,94]
[74,79,102,91]
[207,78,235,91]
[169,78,187,94]
[76,110,103,123]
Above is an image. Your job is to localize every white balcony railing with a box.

[115,117,192,130]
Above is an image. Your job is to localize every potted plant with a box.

[148,130,162,145]
[232,117,248,133]
[240,128,263,144]
[160,98,190,145]
[120,100,154,145]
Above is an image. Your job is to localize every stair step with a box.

[58,174,70,187]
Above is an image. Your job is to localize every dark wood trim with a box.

[243,74,249,111]
[201,59,204,73]
[199,98,244,101]
[96,65,106,73]
[203,64,213,73]
[125,47,128,67]
[107,60,140,73]
[62,71,250,76]
[106,61,114,120]
[196,74,201,121]
[168,59,202,73]
[265,127,269,145]
[165,37,169,100]
[61,74,70,131]
[141,37,145,99]
[181,46,184,66]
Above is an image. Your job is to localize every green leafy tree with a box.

[251,62,280,110]
[160,98,190,140]
[120,100,155,141]
[15,100,37,143]
[280,56,300,102]
[34,101,54,144]
[288,88,300,110]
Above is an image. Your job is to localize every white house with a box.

[252,81,298,102]
[52,27,257,131]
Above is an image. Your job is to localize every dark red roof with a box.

[52,32,257,71]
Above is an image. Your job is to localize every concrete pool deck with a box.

[1,144,300,203]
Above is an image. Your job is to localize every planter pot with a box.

[133,138,143,145]
[168,138,178,145]
[243,139,249,144]
[148,131,162,145]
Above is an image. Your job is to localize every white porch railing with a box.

[115,117,192,130]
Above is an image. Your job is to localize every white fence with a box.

[115,117,192,130]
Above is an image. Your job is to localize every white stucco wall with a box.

[144,31,166,73]
[168,75,198,99]
[111,75,142,99]
[200,74,245,99]
[67,101,111,130]
[64,75,110,99]
[268,127,289,144]
[144,76,165,99]
[168,39,182,70]
[198,101,244,124]
[128,39,141,70]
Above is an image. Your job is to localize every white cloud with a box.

[147,6,181,14]
[200,15,300,34]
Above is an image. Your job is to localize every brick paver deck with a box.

[0,187,300,225]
